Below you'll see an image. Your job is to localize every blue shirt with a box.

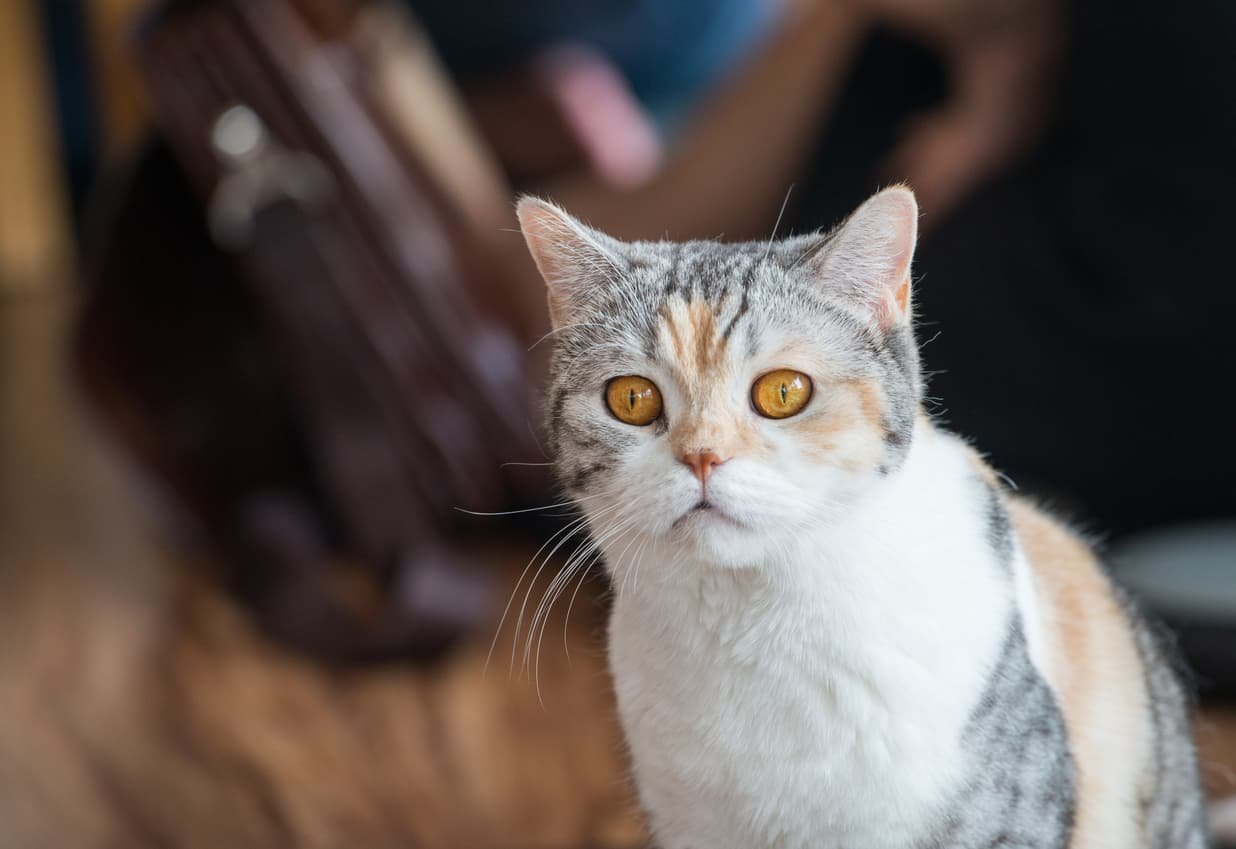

[406,0,776,131]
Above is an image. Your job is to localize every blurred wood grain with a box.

[0,1,73,289]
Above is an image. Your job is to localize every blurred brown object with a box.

[358,2,515,241]
[0,0,75,290]
[852,0,1061,220]
[76,0,550,661]
[86,0,153,158]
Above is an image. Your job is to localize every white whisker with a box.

[484,513,590,677]
[763,184,795,263]
[455,488,613,517]
[526,511,637,692]
[510,499,625,677]
[527,321,612,351]
[483,489,622,677]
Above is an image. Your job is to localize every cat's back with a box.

[1007,496,1208,848]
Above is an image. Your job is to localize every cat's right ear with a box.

[800,186,919,330]
[517,197,623,329]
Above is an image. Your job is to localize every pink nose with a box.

[679,449,725,486]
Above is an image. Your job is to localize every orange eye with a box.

[605,376,663,426]
[752,370,812,419]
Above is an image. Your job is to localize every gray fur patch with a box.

[1123,591,1209,848]
[980,481,1014,571]
[923,621,1076,849]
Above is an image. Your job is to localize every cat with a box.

[517,186,1209,849]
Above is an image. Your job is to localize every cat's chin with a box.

[668,506,766,567]
[671,501,748,532]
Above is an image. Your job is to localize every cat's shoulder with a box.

[955,437,1120,617]
[962,443,1104,583]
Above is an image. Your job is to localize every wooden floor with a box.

[0,291,1233,849]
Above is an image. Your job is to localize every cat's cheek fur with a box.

[782,395,888,479]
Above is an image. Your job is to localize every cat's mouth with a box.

[673,500,747,531]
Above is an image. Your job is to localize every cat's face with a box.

[519,188,922,569]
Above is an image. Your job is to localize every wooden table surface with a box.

[1,292,1232,849]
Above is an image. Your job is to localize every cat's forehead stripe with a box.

[663,243,683,297]
[660,298,729,389]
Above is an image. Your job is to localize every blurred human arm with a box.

[531,0,867,242]
[857,0,1061,219]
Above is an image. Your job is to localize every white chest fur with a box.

[604,430,1019,849]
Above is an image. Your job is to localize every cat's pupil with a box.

[780,383,788,404]
[628,388,636,410]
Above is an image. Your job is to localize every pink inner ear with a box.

[880,240,914,327]
[516,198,574,285]
[516,197,603,329]
[894,279,911,313]
[865,187,918,326]
[874,277,911,327]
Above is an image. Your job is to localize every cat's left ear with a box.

[517,197,625,330]
[803,185,918,328]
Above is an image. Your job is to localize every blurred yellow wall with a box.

[0,0,149,292]
[0,0,73,291]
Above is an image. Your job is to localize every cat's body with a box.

[518,188,1207,849]
[608,424,1197,849]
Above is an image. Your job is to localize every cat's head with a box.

[518,187,921,569]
